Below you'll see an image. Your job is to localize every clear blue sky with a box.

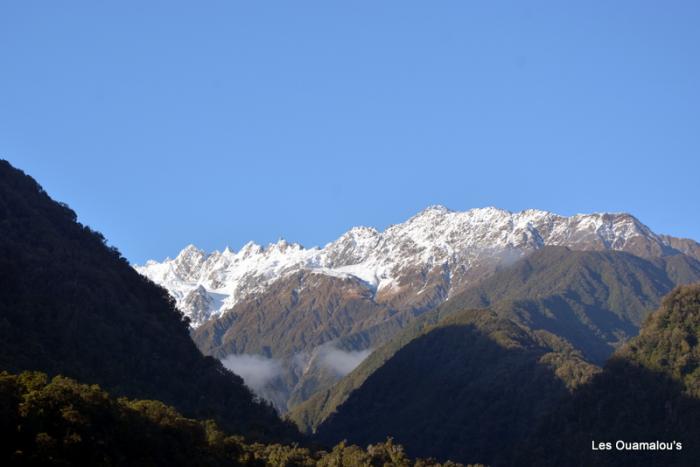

[2,1,699,264]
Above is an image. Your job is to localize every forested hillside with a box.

[525,284,700,466]
[297,285,700,466]
[192,270,393,409]
[436,246,700,362]
[309,308,597,465]
[0,370,471,466]
[0,160,293,440]
[290,246,700,433]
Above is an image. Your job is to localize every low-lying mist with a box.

[220,345,373,410]
[319,347,372,376]
[220,354,283,394]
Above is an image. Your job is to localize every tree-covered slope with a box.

[192,271,395,410]
[311,309,598,465]
[0,370,471,467]
[290,247,700,432]
[194,271,391,360]
[525,284,700,467]
[437,246,700,362]
[0,160,292,440]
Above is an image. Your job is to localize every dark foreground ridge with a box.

[0,160,293,440]
[312,309,598,465]
[0,370,473,466]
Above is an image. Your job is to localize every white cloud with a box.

[320,347,372,376]
[221,354,283,393]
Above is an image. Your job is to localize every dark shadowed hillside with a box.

[525,284,700,467]
[311,309,598,465]
[0,160,294,440]
[0,370,470,467]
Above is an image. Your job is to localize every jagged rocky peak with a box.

[175,243,207,264]
[268,238,307,254]
[238,241,263,258]
[135,206,694,327]
[173,244,207,279]
[323,226,381,265]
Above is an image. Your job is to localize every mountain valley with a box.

[138,206,700,412]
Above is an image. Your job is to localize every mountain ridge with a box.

[137,205,699,328]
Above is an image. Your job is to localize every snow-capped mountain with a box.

[135,206,690,328]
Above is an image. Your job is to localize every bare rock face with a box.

[135,206,696,411]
